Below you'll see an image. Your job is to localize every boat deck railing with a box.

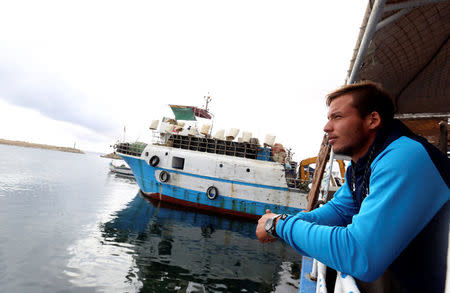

[165,134,267,160]
[303,152,359,292]
[114,142,148,157]
[307,258,360,293]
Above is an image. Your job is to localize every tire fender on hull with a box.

[149,155,160,167]
[206,186,219,200]
[159,170,170,182]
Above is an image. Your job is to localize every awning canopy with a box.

[169,105,212,121]
[346,0,449,116]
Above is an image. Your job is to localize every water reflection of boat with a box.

[101,193,301,292]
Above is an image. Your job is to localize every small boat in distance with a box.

[109,160,134,177]
[114,97,309,219]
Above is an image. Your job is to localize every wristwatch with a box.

[265,214,288,238]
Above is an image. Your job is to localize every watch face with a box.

[264,217,274,233]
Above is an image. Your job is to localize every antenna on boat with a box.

[203,93,212,112]
[204,93,215,136]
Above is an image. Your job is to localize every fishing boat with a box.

[114,97,309,219]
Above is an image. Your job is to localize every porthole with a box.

[246,168,250,172]
[219,164,223,168]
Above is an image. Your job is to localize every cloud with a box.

[0,61,119,135]
[0,99,115,152]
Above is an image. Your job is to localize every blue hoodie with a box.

[276,120,450,291]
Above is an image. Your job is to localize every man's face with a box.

[324,94,371,160]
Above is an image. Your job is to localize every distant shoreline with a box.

[0,138,85,154]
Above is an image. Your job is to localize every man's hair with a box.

[326,80,395,123]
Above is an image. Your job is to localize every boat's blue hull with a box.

[121,155,304,219]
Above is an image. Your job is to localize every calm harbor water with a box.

[0,144,301,292]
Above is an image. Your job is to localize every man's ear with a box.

[367,111,382,130]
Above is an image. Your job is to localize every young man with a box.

[256,81,449,292]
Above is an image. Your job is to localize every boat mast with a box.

[203,93,214,136]
[203,93,211,112]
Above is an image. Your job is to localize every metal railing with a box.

[167,134,262,159]
[309,259,360,293]
[114,142,148,157]
[307,155,360,293]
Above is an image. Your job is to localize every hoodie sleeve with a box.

[276,137,449,281]
[288,180,359,227]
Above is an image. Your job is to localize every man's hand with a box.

[256,209,279,243]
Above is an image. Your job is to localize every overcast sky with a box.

[0,0,366,160]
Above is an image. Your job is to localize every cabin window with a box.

[145,152,149,157]
[172,157,185,170]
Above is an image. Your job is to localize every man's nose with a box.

[323,120,332,133]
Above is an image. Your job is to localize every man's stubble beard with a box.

[332,145,353,157]
[331,129,370,160]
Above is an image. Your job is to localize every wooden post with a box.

[439,121,448,155]
[306,134,331,211]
